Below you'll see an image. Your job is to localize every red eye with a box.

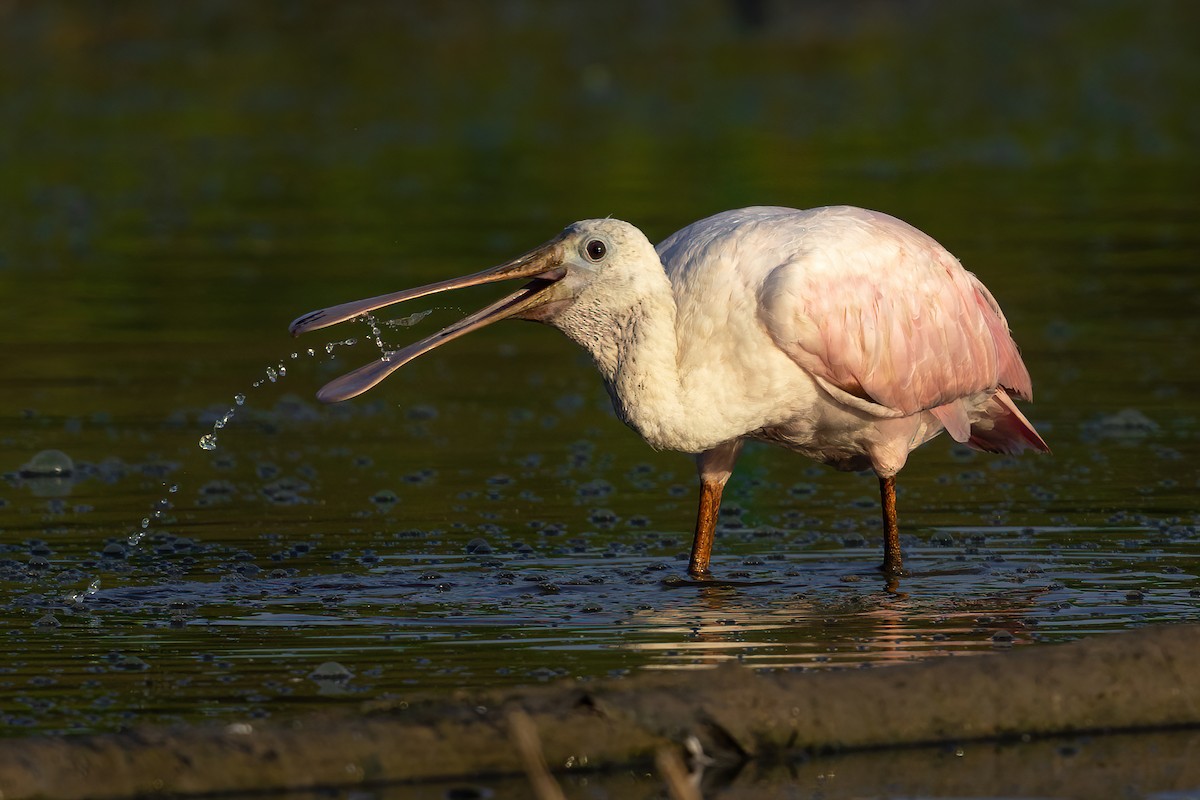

[585,239,606,261]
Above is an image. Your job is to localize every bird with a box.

[290,205,1048,578]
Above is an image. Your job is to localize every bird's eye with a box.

[585,239,607,262]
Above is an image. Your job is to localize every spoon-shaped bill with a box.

[290,236,569,402]
[289,237,566,337]
[314,276,564,402]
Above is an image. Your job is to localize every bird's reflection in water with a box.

[619,573,1045,671]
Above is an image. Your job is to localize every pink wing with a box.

[751,207,1036,436]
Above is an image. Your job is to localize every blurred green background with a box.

[3,0,1196,345]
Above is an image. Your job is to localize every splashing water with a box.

[325,337,358,356]
[67,346,344,609]
[385,309,434,329]
[364,313,387,351]
[206,395,250,446]
[65,579,101,605]
[351,308,440,359]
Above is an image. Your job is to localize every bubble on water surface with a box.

[113,655,150,671]
[1084,408,1160,440]
[466,538,493,554]
[19,449,78,496]
[929,530,956,546]
[20,449,75,477]
[102,541,128,559]
[309,661,353,682]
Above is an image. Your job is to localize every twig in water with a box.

[656,746,702,800]
[507,710,567,800]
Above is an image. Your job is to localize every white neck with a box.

[551,278,717,453]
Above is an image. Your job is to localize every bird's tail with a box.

[965,388,1050,455]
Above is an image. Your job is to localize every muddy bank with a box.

[2,623,1198,799]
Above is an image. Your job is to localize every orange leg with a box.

[879,474,904,575]
[688,479,724,578]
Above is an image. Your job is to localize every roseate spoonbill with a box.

[290,206,1048,577]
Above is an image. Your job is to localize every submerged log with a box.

[1,623,1198,799]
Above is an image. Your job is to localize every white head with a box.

[289,218,662,402]
[517,218,663,323]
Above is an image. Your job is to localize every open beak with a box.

[290,236,568,403]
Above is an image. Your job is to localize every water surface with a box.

[2,7,1198,789]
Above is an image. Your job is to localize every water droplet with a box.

[199,434,218,451]
[127,531,144,546]
[278,366,287,377]
[168,484,178,493]
[266,367,278,383]
[325,338,357,355]
[361,313,388,352]
[141,517,150,529]
[290,352,299,359]
[234,394,245,406]
[66,582,98,605]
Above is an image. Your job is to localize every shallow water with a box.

[2,3,1199,790]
